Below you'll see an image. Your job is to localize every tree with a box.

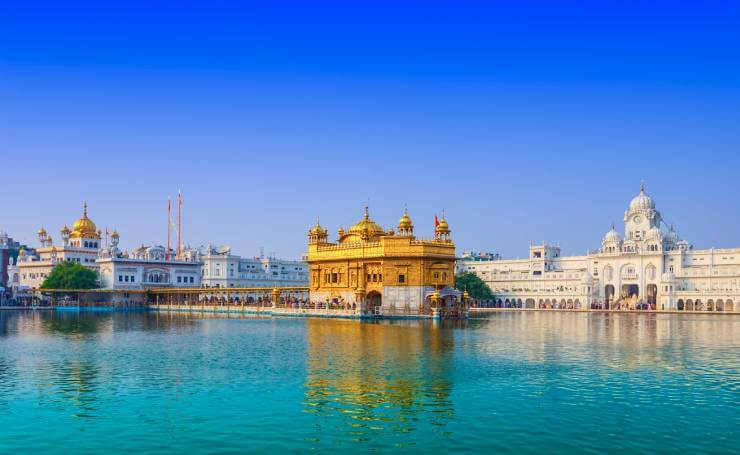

[455,272,494,300]
[40,261,99,289]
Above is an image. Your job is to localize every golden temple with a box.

[307,207,468,318]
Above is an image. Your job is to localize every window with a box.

[177,276,182,283]
[331,273,338,283]
[118,275,123,282]
[190,277,194,283]
[398,274,406,284]
[131,275,135,283]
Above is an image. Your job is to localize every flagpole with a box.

[177,190,182,260]
[167,196,171,261]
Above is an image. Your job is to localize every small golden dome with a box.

[60,225,70,234]
[37,227,47,236]
[398,210,413,229]
[111,229,119,238]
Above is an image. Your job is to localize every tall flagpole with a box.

[167,196,171,261]
[177,190,182,260]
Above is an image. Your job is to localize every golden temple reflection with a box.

[303,318,455,439]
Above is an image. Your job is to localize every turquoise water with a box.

[0,310,737,454]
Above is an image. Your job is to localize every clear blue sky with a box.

[2,1,739,259]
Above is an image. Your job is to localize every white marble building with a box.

[12,203,201,293]
[459,185,739,312]
[97,234,201,290]
[200,245,308,288]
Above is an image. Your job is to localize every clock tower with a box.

[623,183,662,241]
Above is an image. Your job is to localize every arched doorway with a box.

[366,291,382,315]
[646,284,657,306]
[574,299,581,309]
[621,284,639,299]
[707,300,715,312]
[677,299,684,311]
[726,300,734,312]
[686,299,694,311]
[525,298,535,309]
[716,299,724,311]
[516,298,523,309]
[695,299,704,311]
[605,285,615,307]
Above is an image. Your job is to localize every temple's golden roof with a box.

[340,207,386,243]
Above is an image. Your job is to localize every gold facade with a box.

[307,207,463,316]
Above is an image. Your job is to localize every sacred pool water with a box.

[0,310,737,453]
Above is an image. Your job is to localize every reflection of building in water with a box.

[303,319,455,433]
[481,312,739,370]
[460,185,739,312]
[307,207,466,317]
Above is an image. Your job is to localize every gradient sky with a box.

[2,1,739,259]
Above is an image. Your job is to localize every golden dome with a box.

[60,225,70,234]
[70,202,100,239]
[111,229,119,238]
[341,206,387,243]
[398,210,413,229]
[37,227,47,236]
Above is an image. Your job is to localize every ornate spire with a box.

[363,205,369,220]
[83,201,88,217]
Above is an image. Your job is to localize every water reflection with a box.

[303,319,457,444]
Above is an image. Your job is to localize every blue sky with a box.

[1,1,739,258]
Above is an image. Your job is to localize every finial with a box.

[83,201,88,216]
[441,208,446,219]
[640,181,645,193]
[316,215,320,226]
[364,205,369,220]
[403,203,408,214]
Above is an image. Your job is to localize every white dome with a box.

[629,183,655,212]
[646,226,662,241]
[602,226,622,244]
[665,226,679,244]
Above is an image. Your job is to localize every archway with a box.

[716,299,724,311]
[605,285,615,306]
[677,299,684,311]
[504,299,511,308]
[538,299,544,309]
[707,300,715,312]
[567,298,574,309]
[686,299,694,311]
[574,299,581,309]
[646,284,658,306]
[727,300,734,312]
[545,299,551,309]
[516,298,523,309]
[621,284,639,299]
[366,291,382,315]
[525,298,535,309]
[695,299,704,311]
[559,298,566,309]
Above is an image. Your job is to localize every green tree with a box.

[40,261,99,289]
[455,272,494,300]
